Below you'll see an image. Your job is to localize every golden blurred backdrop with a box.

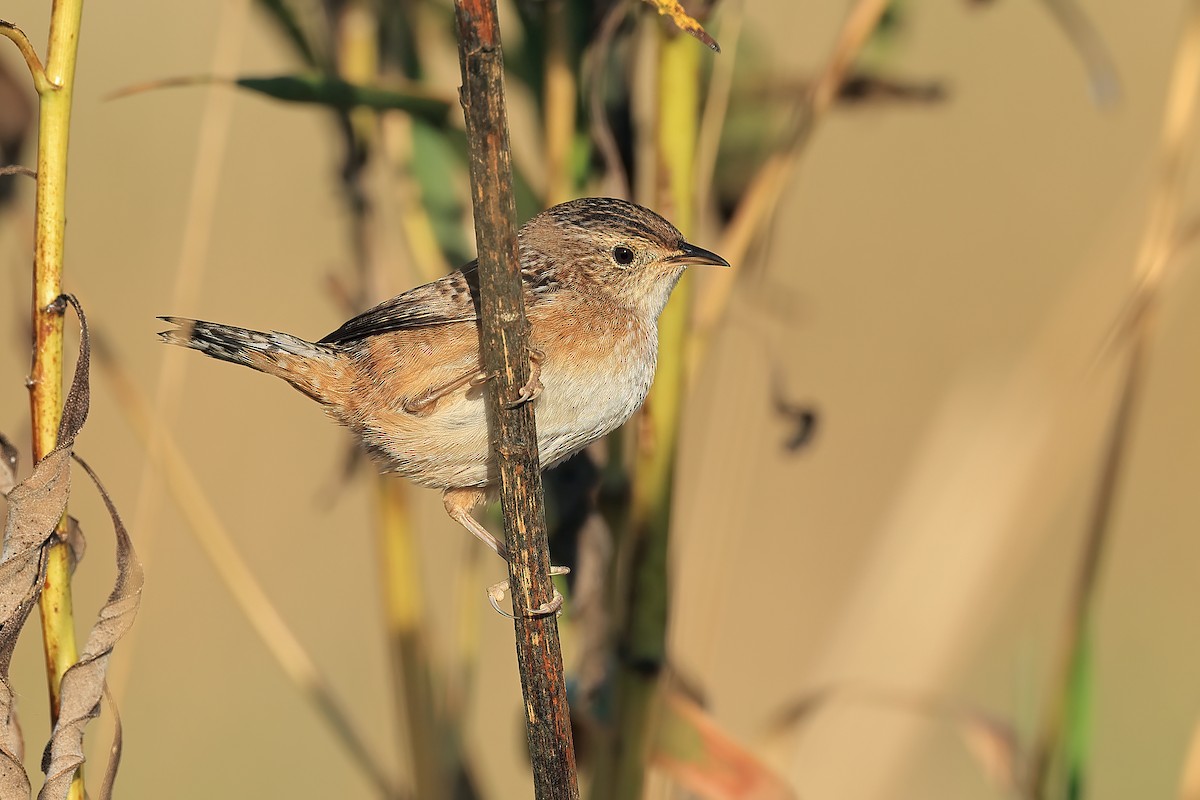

[1,0,1199,798]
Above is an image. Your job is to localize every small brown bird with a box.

[160,197,728,610]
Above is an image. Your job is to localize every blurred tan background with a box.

[2,0,1200,798]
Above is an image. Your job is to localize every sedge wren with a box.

[160,197,728,608]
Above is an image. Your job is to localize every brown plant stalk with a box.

[452,0,579,796]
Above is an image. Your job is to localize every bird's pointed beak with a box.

[668,241,731,268]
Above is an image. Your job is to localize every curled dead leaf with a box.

[39,455,142,800]
[0,295,140,799]
[652,689,796,799]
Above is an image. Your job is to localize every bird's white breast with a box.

[533,329,656,470]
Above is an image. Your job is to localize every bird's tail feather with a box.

[158,317,348,402]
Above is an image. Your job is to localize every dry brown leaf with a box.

[39,454,142,800]
[0,434,17,495]
[652,689,796,800]
[0,295,136,799]
[641,0,721,52]
[0,444,66,799]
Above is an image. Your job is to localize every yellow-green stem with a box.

[375,478,450,800]
[28,2,86,798]
[543,0,576,205]
[604,26,701,800]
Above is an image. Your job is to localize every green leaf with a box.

[235,75,453,126]
[411,120,472,267]
[253,0,323,69]
[441,127,542,223]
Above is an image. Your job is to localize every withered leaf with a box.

[0,295,125,799]
[38,455,142,800]
[0,444,64,799]
[652,689,796,799]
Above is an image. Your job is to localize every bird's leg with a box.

[404,366,491,415]
[443,486,507,555]
[506,346,545,409]
[442,486,569,617]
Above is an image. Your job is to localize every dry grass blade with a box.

[93,338,399,798]
[39,454,143,800]
[1029,2,1200,794]
[641,0,721,53]
[768,685,1022,793]
[1038,0,1120,105]
[585,0,632,199]
[0,295,92,797]
[695,0,743,218]
[695,0,890,367]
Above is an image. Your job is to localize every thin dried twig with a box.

[693,0,891,370]
[695,0,743,219]
[586,0,633,199]
[452,0,579,796]
[1038,0,1121,105]
[115,0,250,708]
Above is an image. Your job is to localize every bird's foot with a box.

[487,565,571,618]
[506,346,545,409]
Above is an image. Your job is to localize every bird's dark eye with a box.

[612,246,635,266]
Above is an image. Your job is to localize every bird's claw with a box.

[506,347,544,409]
[487,565,571,618]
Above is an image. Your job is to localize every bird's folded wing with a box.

[319,262,481,343]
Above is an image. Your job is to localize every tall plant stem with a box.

[603,25,701,800]
[453,1,579,797]
[24,3,86,798]
[375,478,451,800]
[543,0,576,206]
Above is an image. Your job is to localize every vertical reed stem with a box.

[604,24,701,800]
[27,3,86,798]
[453,1,579,796]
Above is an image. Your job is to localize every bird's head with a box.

[519,197,729,318]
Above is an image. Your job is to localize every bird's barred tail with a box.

[157,317,348,403]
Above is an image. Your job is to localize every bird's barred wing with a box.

[319,263,481,344]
